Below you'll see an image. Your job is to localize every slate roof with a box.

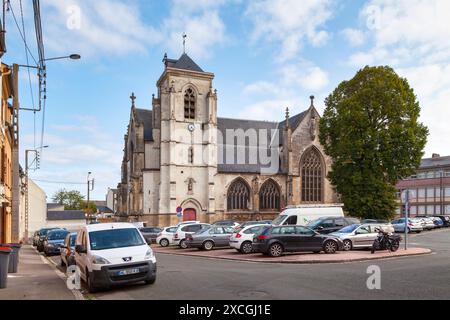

[217,117,281,174]
[96,205,113,213]
[47,210,85,221]
[167,53,204,72]
[135,108,153,141]
[420,156,450,169]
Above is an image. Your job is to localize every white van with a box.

[272,204,344,226]
[74,223,156,293]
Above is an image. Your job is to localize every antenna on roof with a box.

[183,33,187,54]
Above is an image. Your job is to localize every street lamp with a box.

[43,54,81,62]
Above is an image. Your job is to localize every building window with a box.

[426,187,435,200]
[259,179,280,210]
[227,178,250,211]
[426,171,435,179]
[445,187,450,197]
[300,148,323,202]
[188,146,194,164]
[184,88,196,120]
[417,172,426,179]
[418,188,425,199]
[445,205,450,214]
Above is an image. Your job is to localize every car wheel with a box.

[159,238,169,247]
[86,272,98,293]
[203,240,214,251]
[324,240,338,254]
[145,276,156,285]
[268,243,283,257]
[240,241,253,254]
[179,239,188,249]
[343,239,352,251]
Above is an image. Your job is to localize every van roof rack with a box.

[284,203,344,209]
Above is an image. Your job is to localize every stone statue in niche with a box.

[252,176,259,194]
[186,178,195,195]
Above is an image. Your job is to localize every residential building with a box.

[19,174,47,241]
[117,53,338,226]
[396,154,450,216]
[0,63,17,243]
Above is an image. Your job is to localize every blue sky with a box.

[4,0,450,200]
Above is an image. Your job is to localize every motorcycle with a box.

[371,228,402,254]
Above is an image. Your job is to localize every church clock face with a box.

[187,123,195,132]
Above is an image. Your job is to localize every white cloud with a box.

[341,28,365,47]
[279,62,329,92]
[246,0,334,62]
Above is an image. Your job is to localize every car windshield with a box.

[337,224,360,233]
[47,230,69,240]
[306,219,324,228]
[40,228,56,236]
[272,215,287,225]
[89,228,145,251]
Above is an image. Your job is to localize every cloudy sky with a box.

[4,0,450,200]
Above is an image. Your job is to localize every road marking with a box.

[35,248,85,301]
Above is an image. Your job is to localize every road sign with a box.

[177,212,182,218]
[176,206,182,213]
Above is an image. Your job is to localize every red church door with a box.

[183,208,197,221]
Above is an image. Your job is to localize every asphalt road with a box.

[49,228,450,300]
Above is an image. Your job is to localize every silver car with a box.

[330,223,394,251]
[185,226,235,250]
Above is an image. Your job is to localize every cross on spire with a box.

[130,92,136,108]
[183,33,187,54]
[310,95,315,107]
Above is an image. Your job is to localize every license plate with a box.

[117,268,140,276]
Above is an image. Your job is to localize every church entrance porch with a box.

[183,208,197,221]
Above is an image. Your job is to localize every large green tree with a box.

[319,66,428,220]
[52,189,85,210]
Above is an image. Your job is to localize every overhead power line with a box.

[33,179,86,185]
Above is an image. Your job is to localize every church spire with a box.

[183,33,187,54]
[285,107,290,129]
[310,95,315,108]
[130,92,136,109]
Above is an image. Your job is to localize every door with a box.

[352,225,372,247]
[294,226,319,251]
[183,208,196,221]
[278,226,297,250]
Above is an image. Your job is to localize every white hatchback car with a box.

[74,223,156,293]
[156,226,178,247]
[229,224,271,254]
[173,223,211,248]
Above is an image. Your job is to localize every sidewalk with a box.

[0,245,76,300]
[153,246,432,264]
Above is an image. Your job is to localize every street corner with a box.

[152,245,432,264]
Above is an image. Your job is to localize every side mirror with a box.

[75,245,87,254]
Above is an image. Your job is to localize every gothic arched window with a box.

[259,179,280,210]
[184,88,196,120]
[300,148,323,203]
[227,178,250,211]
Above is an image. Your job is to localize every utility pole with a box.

[86,172,94,223]
[11,63,20,243]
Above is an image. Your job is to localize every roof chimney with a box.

[432,153,440,159]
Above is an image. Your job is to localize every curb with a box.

[155,248,433,265]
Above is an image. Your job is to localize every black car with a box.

[43,229,70,256]
[36,227,60,252]
[252,225,344,257]
[306,216,360,234]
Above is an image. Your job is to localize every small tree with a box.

[319,66,428,220]
[52,189,85,210]
[82,201,97,214]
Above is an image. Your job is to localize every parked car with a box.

[391,218,423,233]
[60,232,77,267]
[44,229,70,256]
[430,216,444,228]
[212,220,240,228]
[139,227,163,244]
[230,224,271,254]
[74,223,156,293]
[361,219,389,224]
[272,204,344,226]
[156,226,178,247]
[435,215,450,227]
[252,225,344,257]
[238,220,272,229]
[330,223,394,251]
[173,223,211,248]
[416,217,436,230]
[185,226,235,250]
[36,227,61,252]
[306,216,360,234]
[32,231,40,246]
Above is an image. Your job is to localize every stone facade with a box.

[117,54,338,226]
